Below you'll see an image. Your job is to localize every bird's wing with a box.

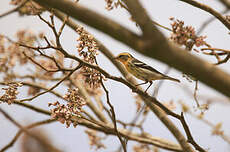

[132,58,164,75]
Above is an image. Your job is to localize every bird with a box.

[114,52,180,92]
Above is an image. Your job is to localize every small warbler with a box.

[115,52,180,92]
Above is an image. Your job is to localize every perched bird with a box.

[115,52,180,92]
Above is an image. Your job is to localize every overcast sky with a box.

[1,0,230,152]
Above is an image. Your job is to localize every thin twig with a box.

[0,118,55,152]
[117,67,171,152]
[18,42,181,119]
[58,15,69,37]
[19,63,82,102]
[194,80,200,107]
[197,9,229,35]
[179,0,230,30]
[14,102,51,115]
[0,108,24,129]
[215,54,230,65]
[120,0,172,32]
[0,108,56,152]
[188,111,230,145]
[201,47,230,53]
[180,112,207,152]
[100,78,127,152]
[0,0,29,18]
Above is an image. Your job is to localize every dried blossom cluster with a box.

[76,26,102,88]
[163,100,176,111]
[169,18,206,49]
[10,0,44,16]
[80,67,102,88]
[104,0,125,10]
[0,57,8,73]
[179,101,190,113]
[85,129,106,150]
[134,95,142,112]
[0,82,23,104]
[35,58,58,77]
[0,30,36,67]
[71,73,103,97]
[134,95,150,115]
[27,82,45,96]
[76,26,98,56]
[0,35,8,73]
[0,29,59,81]
[48,88,86,128]
[105,0,114,10]
[35,50,64,79]
[27,86,41,96]
[212,123,224,136]
[133,144,156,152]
[0,30,40,82]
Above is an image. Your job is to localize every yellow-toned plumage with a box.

[115,52,180,92]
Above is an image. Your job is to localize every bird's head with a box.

[114,52,133,63]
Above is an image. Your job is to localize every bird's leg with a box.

[144,81,153,93]
[135,81,148,86]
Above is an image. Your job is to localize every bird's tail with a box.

[164,76,180,83]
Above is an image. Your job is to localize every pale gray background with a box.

[0,0,230,151]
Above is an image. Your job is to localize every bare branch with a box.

[32,0,230,98]
[219,0,230,9]
[180,113,206,152]
[194,80,200,108]
[20,63,82,102]
[179,0,230,30]
[14,101,51,115]
[73,79,109,123]
[197,9,229,35]
[2,103,182,151]
[77,117,183,152]
[101,79,127,152]
[0,0,29,18]
[0,118,55,152]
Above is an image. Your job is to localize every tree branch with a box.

[0,0,29,18]
[33,0,142,47]
[219,0,230,9]
[101,79,127,152]
[18,39,203,151]
[179,0,230,30]
[52,11,193,152]
[32,0,230,98]
[4,104,182,152]
[0,118,55,152]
